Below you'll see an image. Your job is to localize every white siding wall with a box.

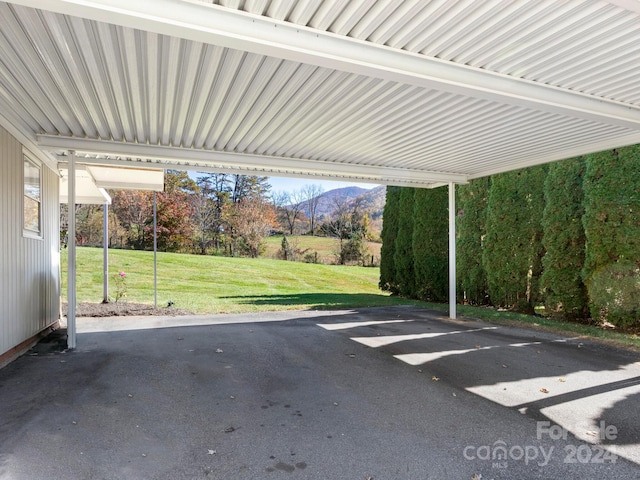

[0,125,60,357]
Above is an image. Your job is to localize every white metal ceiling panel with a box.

[1,0,640,187]
[201,0,640,107]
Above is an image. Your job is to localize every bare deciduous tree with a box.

[273,189,305,235]
[302,184,324,235]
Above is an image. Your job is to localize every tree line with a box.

[380,145,640,329]
[64,170,376,263]
[63,171,276,258]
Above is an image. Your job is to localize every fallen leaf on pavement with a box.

[558,377,566,382]
[431,376,440,382]
[540,388,549,394]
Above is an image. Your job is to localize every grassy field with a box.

[62,247,639,350]
[262,235,382,264]
[61,246,413,314]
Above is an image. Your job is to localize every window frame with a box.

[23,152,43,239]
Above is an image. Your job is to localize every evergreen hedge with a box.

[379,186,401,293]
[393,187,416,297]
[583,146,640,327]
[456,178,491,305]
[541,157,588,320]
[413,186,448,302]
[483,165,546,313]
[378,147,640,330]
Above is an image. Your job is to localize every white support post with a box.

[449,182,457,320]
[103,201,109,303]
[67,151,77,349]
[153,191,157,308]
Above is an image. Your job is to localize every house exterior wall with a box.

[0,125,60,363]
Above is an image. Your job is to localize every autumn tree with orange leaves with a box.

[225,198,278,258]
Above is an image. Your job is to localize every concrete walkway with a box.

[1,306,639,479]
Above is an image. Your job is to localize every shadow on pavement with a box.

[1,305,638,479]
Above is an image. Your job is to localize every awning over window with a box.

[59,165,164,204]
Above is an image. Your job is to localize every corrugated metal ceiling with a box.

[204,0,640,107]
[1,0,640,187]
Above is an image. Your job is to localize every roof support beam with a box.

[6,0,640,130]
[39,135,467,187]
[467,131,640,179]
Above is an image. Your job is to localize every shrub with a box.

[337,233,368,265]
[483,165,547,312]
[587,262,640,328]
[583,146,640,327]
[379,186,401,293]
[393,188,417,297]
[413,186,448,302]
[303,252,319,264]
[541,157,588,320]
[280,235,294,261]
[456,178,491,305]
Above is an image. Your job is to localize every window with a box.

[23,154,41,237]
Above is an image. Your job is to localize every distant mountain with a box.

[290,184,386,237]
[311,186,370,217]
[303,184,386,217]
[350,185,386,219]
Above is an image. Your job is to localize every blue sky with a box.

[189,171,378,194]
[267,176,378,194]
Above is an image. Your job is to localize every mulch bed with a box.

[61,302,194,317]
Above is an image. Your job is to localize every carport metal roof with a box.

[2,0,640,348]
[1,0,640,188]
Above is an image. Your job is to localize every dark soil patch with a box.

[62,302,193,317]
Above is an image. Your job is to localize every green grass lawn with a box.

[62,247,639,351]
[262,235,381,263]
[61,247,413,314]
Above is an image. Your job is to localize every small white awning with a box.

[86,165,165,192]
[59,167,110,205]
[59,164,165,204]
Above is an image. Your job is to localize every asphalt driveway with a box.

[1,306,638,479]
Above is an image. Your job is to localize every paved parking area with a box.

[1,306,639,479]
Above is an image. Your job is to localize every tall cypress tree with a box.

[379,186,401,294]
[456,177,491,305]
[394,187,416,297]
[413,186,448,302]
[541,157,588,321]
[583,146,640,327]
[483,165,547,313]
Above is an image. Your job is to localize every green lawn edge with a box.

[415,301,640,352]
[62,247,640,352]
